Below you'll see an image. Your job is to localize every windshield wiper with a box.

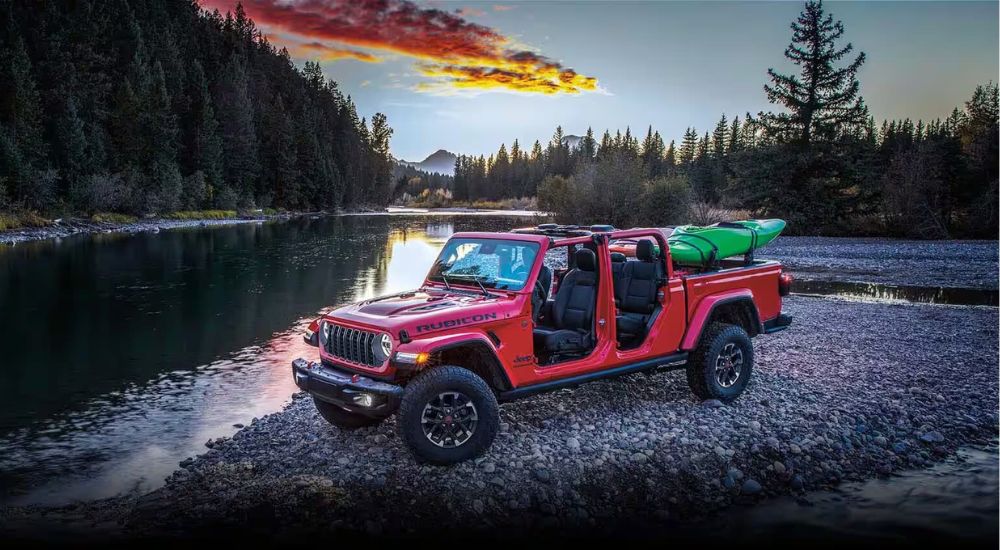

[451,274,493,298]
[437,272,452,290]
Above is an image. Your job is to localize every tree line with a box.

[437,1,998,238]
[0,0,394,217]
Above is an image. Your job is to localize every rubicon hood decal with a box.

[415,312,499,333]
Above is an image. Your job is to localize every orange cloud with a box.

[198,0,597,95]
[417,64,598,95]
[456,7,486,17]
[288,41,382,62]
[493,4,516,11]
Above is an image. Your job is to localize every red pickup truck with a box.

[293,223,792,464]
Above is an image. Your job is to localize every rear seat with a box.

[610,252,627,304]
[616,241,662,339]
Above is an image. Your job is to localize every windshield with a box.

[427,238,540,291]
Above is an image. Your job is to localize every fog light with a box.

[353,393,375,407]
[394,352,429,365]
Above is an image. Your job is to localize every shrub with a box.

[641,176,692,226]
[0,209,50,231]
[688,201,751,226]
[91,212,138,224]
[165,210,238,220]
[83,173,126,212]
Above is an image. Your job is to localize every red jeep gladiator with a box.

[293,223,792,464]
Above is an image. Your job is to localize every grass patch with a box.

[165,210,238,220]
[403,196,538,211]
[91,212,138,224]
[0,210,50,231]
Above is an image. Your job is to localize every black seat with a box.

[531,263,553,320]
[616,240,661,338]
[610,252,627,304]
[533,248,598,353]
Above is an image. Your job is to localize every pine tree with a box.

[761,0,867,145]
[0,34,49,205]
[580,127,597,160]
[144,61,182,212]
[678,128,698,165]
[187,61,223,199]
[547,126,570,176]
[492,142,510,198]
[712,115,729,158]
[368,112,393,203]
[57,96,89,205]
[262,94,298,207]
[598,130,613,159]
[215,54,259,203]
[640,126,665,177]
[663,140,677,176]
[728,116,742,153]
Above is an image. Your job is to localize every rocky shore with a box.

[7,295,993,540]
[0,210,365,246]
[0,216,271,246]
[761,237,998,289]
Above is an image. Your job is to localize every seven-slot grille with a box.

[324,324,381,367]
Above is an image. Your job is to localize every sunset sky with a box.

[199,0,999,162]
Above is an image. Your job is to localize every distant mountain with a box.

[562,134,583,150]
[399,149,458,175]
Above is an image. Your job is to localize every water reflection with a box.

[0,215,510,504]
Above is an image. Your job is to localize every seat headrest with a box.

[574,248,597,272]
[610,252,627,263]
[636,240,656,262]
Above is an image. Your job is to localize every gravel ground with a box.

[7,296,993,540]
[760,237,998,289]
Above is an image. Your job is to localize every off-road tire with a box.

[313,397,386,429]
[686,322,754,402]
[398,366,500,465]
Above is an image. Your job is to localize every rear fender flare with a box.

[681,290,762,350]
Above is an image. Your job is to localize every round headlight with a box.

[318,321,329,346]
[379,333,393,359]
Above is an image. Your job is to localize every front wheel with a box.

[313,397,386,429]
[686,322,754,402]
[398,366,500,465]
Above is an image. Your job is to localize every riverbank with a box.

[3,296,995,541]
[0,207,548,245]
[0,213,286,245]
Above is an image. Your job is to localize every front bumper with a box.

[292,358,403,417]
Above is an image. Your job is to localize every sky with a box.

[199,1,999,162]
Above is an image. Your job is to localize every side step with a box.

[763,313,793,334]
[497,352,688,402]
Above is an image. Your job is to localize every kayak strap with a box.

[667,233,719,267]
[717,222,759,265]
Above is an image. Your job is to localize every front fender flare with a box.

[397,331,512,390]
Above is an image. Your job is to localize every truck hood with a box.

[324,289,520,336]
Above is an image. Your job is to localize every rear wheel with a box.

[686,322,754,402]
[313,397,386,429]
[398,366,499,465]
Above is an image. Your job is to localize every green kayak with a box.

[667,219,786,266]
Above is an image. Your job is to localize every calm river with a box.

[0,214,527,504]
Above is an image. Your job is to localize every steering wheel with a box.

[530,277,548,322]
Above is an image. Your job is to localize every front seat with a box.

[531,263,553,321]
[533,248,598,353]
[616,240,661,338]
